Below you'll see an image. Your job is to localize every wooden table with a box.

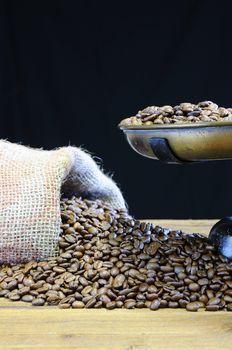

[1,219,232,350]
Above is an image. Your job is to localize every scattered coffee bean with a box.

[59,303,70,309]
[1,196,232,312]
[32,298,45,306]
[206,305,220,311]
[106,301,116,310]
[72,301,85,309]
[21,295,34,302]
[150,299,160,310]
[207,297,220,306]
[186,302,200,312]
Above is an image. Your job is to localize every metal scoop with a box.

[119,121,232,257]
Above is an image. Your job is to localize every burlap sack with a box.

[0,140,125,264]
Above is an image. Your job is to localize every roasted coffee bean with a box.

[159,300,168,308]
[113,275,126,289]
[59,303,70,309]
[110,267,119,277]
[224,295,232,303]
[120,101,232,126]
[6,279,18,290]
[107,289,117,300]
[1,196,232,312]
[106,301,116,310]
[168,301,179,308]
[47,295,60,304]
[188,283,200,292]
[124,300,136,309]
[21,294,34,302]
[85,297,96,308]
[186,302,200,312]
[199,295,208,304]
[99,294,111,305]
[150,299,160,310]
[0,290,9,297]
[207,297,220,306]
[179,299,188,308]
[198,278,209,286]
[206,305,220,311]
[32,298,45,306]
[17,286,30,296]
[8,292,20,301]
[139,283,148,292]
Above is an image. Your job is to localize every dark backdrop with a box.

[1,1,232,219]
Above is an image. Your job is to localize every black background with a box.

[1,1,232,219]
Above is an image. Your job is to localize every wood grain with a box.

[1,219,230,350]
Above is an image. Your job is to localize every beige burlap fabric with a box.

[0,141,125,264]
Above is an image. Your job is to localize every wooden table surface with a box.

[1,219,232,350]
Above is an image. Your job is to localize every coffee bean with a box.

[59,303,70,309]
[8,292,20,301]
[186,302,200,312]
[79,277,89,286]
[99,294,111,305]
[113,275,126,289]
[47,295,60,304]
[107,289,117,300]
[198,278,209,286]
[106,301,116,310]
[21,295,34,302]
[225,289,232,296]
[199,295,208,304]
[150,299,160,310]
[99,270,110,279]
[1,196,232,312]
[160,300,168,308]
[0,290,9,297]
[110,267,120,277]
[179,299,188,308]
[32,298,45,306]
[177,272,187,280]
[207,269,215,279]
[85,297,96,308]
[124,300,136,309]
[171,292,183,301]
[188,283,200,292]
[206,305,220,311]
[120,101,232,126]
[168,301,179,308]
[224,295,232,303]
[6,280,18,290]
[160,266,173,273]
[139,283,148,292]
[206,290,214,299]
[207,297,220,306]
[18,286,30,296]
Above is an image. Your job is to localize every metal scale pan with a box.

[119,121,232,164]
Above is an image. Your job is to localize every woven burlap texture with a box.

[0,141,125,264]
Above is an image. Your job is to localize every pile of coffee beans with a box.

[1,196,232,311]
[120,101,232,126]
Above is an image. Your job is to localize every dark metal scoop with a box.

[209,218,232,259]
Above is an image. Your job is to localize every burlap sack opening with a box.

[0,141,125,264]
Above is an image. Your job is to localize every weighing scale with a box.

[120,121,232,258]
